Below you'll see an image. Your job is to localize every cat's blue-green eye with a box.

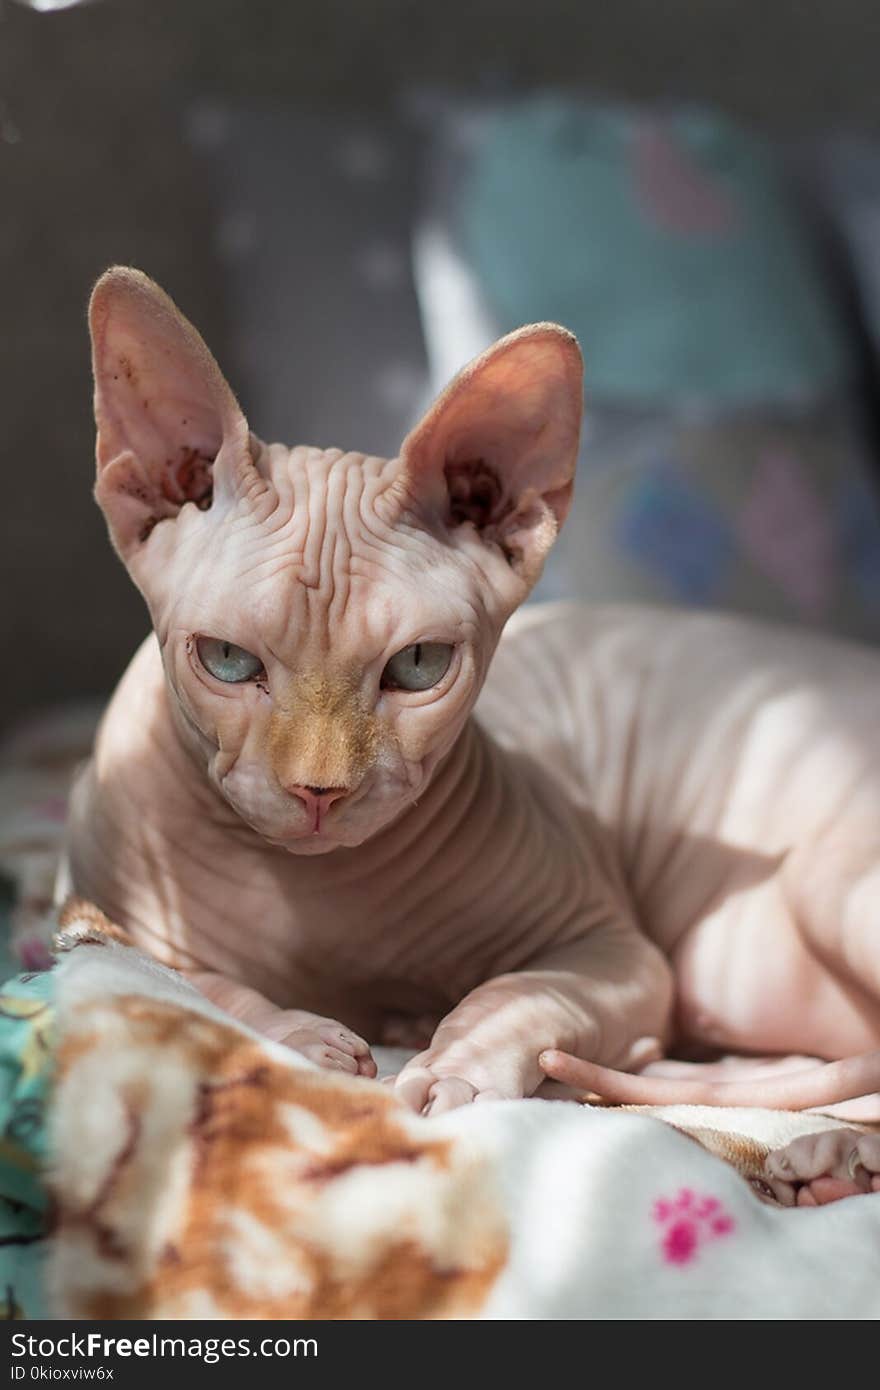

[381,642,453,693]
[196,637,264,684]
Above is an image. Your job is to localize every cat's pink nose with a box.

[287,785,347,814]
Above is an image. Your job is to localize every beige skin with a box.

[68,268,880,1204]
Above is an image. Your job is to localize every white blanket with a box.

[43,921,880,1320]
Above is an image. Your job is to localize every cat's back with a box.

[478,600,880,861]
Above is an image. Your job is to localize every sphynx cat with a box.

[65,267,880,1208]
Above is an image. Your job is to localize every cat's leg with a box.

[764,1128,880,1206]
[781,836,880,1047]
[759,840,880,1198]
[393,922,673,1115]
[191,970,377,1077]
[543,839,880,1117]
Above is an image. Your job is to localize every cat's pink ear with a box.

[89,267,255,560]
[399,324,583,583]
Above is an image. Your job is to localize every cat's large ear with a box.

[89,267,258,561]
[399,324,583,584]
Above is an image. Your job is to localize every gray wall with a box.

[3,0,880,732]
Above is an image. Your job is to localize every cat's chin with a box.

[259,821,382,854]
[272,835,345,856]
[261,808,408,853]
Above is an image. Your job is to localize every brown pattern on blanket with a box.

[56,896,134,947]
[50,992,507,1320]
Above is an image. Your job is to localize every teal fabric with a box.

[0,948,54,1320]
[460,99,853,406]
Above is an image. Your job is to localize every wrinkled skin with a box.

[66,269,880,1199]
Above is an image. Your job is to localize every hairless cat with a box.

[64,267,880,1207]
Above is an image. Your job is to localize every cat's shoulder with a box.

[497,599,880,692]
[498,600,687,655]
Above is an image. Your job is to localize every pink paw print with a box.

[653,1188,735,1266]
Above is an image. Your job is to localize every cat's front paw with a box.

[259,1009,377,1078]
[393,1054,520,1116]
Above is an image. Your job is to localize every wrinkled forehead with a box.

[162,443,485,659]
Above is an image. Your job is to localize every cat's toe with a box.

[392,1067,434,1114]
[294,1040,360,1074]
[393,1065,501,1115]
[316,1021,376,1074]
[422,1077,479,1116]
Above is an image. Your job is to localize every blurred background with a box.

[4,0,880,732]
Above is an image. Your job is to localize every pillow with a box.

[459,98,855,408]
[412,94,880,636]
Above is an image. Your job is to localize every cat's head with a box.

[89,267,582,853]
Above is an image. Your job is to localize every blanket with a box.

[1,708,878,1320]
